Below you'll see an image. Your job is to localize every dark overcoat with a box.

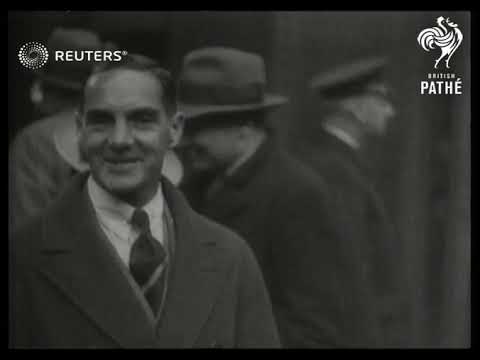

[297,130,409,346]
[9,173,280,349]
[181,138,382,348]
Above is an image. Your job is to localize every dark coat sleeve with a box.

[269,183,382,348]
[9,222,36,348]
[234,240,282,348]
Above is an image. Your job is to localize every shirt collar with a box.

[322,123,361,150]
[87,176,164,225]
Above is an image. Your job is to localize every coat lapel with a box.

[155,179,230,348]
[37,174,160,348]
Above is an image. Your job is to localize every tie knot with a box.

[130,208,150,232]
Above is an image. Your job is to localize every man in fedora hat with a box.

[177,47,382,347]
[302,57,409,346]
[9,54,280,348]
[9,29,183,232]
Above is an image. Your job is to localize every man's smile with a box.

[102,158,143,172]
[103,157,142,164]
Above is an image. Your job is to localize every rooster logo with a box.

[417,16,463,69]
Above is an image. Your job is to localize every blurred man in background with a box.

[9,28,183,232]
[9,27,104,231]
[177,47,383,347]
[299,57,409,346]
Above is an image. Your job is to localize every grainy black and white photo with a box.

[8,11,471,349]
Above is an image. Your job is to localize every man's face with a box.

[363,94,395,135]
[363,95,395,135]
[77,69,182,204]
[178,123,241,175]
[341,93,395,136]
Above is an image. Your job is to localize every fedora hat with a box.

[177,47,287,119]
[36,28,104,91]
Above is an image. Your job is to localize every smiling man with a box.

[9,55,280,349]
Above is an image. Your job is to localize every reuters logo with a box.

[18,42,49,69]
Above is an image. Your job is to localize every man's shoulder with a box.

[10,112,76,177]
[194,210,250,253]
[9,214,45,267]
[305,144,373,196]
[13,112,67,143]
[184,207,254,268]
[271,149,331,200]
[164,178,250,258]
[10,174,86,257]
[10,112,69,161]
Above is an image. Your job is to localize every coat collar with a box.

[319,129,373,178]
[223,136,276,189]
[155,177,231,348]
[200,137,280,222]
[38,173,229,348]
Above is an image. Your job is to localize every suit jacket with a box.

[181,138,382,348]
[296,130,409,347]
[9,173,280,349]
[9,110,76,232]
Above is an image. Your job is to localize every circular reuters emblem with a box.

[18,42,49,69]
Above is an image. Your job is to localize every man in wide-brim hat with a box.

[177,47,382,347]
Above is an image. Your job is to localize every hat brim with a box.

[178,94,288,119]
[53,114,185,185]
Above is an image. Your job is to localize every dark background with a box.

[8,11,471,347]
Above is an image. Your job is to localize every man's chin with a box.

[98,175,145,196]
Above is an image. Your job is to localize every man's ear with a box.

[30,80,43,105]
[75,108,83,135]
[169,112,185,148]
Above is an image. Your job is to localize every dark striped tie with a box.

[129,208,167,315]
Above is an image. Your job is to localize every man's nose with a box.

[109,118,134,146]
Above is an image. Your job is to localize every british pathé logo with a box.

[420,73,462,95]
[417,16,464,95]
[18,42,128,69]
[417,16,463,69]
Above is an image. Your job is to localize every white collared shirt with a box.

[322,123,361,150]
[87,176,165,266]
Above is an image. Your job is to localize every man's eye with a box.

[85,113,113,127]
[130,113,157,125]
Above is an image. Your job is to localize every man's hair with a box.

[83,54,177,115]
